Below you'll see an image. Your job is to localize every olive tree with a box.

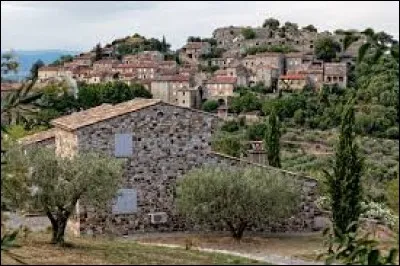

[176,166,301,240]
[3,146,124,245]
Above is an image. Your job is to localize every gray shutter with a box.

[115,133,133,157]
[112,189,137,214]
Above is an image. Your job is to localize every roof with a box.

[18,128,56,146]
[93,59,119,65]
[39,66,60,72]
[51,99,160,131]
[280,74,307,80]
[207,76,237,84]
[214,69,227,76]
[152,74,190,82]
[284,52,305,58]
[1,82,22,91]
[183,42,209,49]
[50,98,220,131]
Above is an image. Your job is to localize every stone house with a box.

[323,62,347,88]
[150,74,194,104]
[67,53,95,67]
[278,74,309,91]
[179,42,211,63]
[19,98,323,235]
[205,76,237,105]
[93,59,120,72]
[72,66,93,82]
[210,58,226,68]
[285,53,305,73]
[175,86,202,109]
[251,65,279,89]
[38,66,60,82]
[225,62,249,87]
[242,52,285,74]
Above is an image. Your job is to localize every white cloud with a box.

[1,1,399,52]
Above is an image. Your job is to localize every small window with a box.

[339,77,344,82]
[115,133,133,157]
[182,100,185,104]
[112,189,137,214]
[182,92,185,96]
[310,45,313,49]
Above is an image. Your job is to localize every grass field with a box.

[0,232,266,265]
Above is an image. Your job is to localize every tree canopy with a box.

[314,36,341,62]
[176,166,301,240]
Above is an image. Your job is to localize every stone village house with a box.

[20,98,325,236]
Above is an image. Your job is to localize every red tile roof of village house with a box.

[115,64,138,69]
[1,82,21,91]
[93,59,119,64]
[153,74,190,82]
[183,42,208,49]
[18,128,57,146]
[50,98,220,132]
[214,69,227,76]
[244,52,283,59]
[279,74,307,80]
[39,66,60,71]
[207,76,237,84]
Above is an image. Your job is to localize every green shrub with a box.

[246,123,267,141]
[241,28,256,39]
[220,120,240,133]
[202,100,219,112]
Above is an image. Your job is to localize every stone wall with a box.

[55,129,78,158]
[76,103,221,235]
[75,99,322,236]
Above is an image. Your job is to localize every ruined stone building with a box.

[179,41,211,64]
[20,98,323,236]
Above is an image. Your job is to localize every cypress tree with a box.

[94,43,102,61]
[325,101,363,234]
[265,109,281,168]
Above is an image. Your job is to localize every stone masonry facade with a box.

[19,99,323,236]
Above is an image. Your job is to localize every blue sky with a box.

[1,1,399,52]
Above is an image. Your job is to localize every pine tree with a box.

[324,101,363,234]
[265,109,281,168]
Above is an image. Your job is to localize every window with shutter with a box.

[115,133,133,157]
[112,189,137,214]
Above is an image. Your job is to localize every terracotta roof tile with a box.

[153,74,190,82]
[39,66,60,71]
[280,74,306,80]
[18,128,56,145]
[51,99,161,131]
[207,76,237,84]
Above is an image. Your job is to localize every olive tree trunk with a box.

[46,209,71,245]
[226,220,248,241]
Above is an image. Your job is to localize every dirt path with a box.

[138,242,326,265]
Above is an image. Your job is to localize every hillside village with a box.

[34,22,363,111]
[1,13,399,265]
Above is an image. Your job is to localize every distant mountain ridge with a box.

[1,49,79,80]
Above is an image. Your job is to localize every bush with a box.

[246,123,267,141]
[176,166,301,240]
[211,134,242,157]
[241,28,256,39]
[360,201,399,229]
[220,120,240,133]
[202,100,219,112]
[385,126,399,139]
